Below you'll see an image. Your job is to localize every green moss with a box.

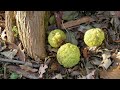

[12,26,19,37]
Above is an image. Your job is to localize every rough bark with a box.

[5,11,16,43]
[15,11,49,60]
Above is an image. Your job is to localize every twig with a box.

[54,11,62,29]
[61,16,95,29]
[4,63,8,79]
[0,58,40,68]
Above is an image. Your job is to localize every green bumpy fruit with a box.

[57,43,80,68]
[48,29,66,48]
[84,28,105,47]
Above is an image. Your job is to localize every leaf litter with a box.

[0,11,120,79]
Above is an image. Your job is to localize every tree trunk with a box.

[10,11,49,60]
[5,11,15,43]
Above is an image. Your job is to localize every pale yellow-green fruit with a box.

[57,43,80,68]
[48,29,66,48]
[84,28,105,47]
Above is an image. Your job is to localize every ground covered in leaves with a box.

[0,11,120,79]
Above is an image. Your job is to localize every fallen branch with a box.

[0,58,40,68]
[7,65,39,79]
[61,16,95,29]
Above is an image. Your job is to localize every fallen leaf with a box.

[62,11,79,21]
[48,25,57,31]
[6,42,25,61]
[86,70,96,79]
[91,59,101,66]
[70,71,80,76]
[52,74,63,79]
[100,66,120,79]
[10,72,20,79]
[111,52,120,66]
[102,49,111,60]
[39,64,48,78]
[1,49,18,59]
[66,30,78,45]
[85,61,94,69]
[77,70,96,79]
[76,32,84,41]
[7,65,39,79]
[110,11,116,16]
[110,11,120,17]
[92,23,101,28]
[1,30,7,41]
[85,61,94,74]
[82,47,90,59]
[19,65,38,72]
[49,15,56,25]
[77,75,86,79]
[50,62,60,71]
[0,45,7,52]
[61,16,95,29]
[77,25,92,33]
[17,49,25,61]
[110,17,120,40]
[47,45,58,53]
[89,46,98,52]
[99,49,112,70]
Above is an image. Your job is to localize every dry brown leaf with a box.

[111,52,120,62]
[47,45,58,53]
[0,45,7,52]
[50,62,60,71]
[7,65,39,79]
[6,42,25,61]
[39,64,48,78]
[86,70,95,79]
[110,11,120,17]
[1,49,18,59]
[82,47,90,59]
[100,66,120,79]
[99,58,112,70]
[19,65,38,72]
[61,16,95,29]
[77,75,86,79]
[71,71,80,76]
[99,49,112,70]
[52,74,63,79]
[17,49,25,61]
[77,70,95,79]
[1,30,7,41]
[91,59,101,66]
